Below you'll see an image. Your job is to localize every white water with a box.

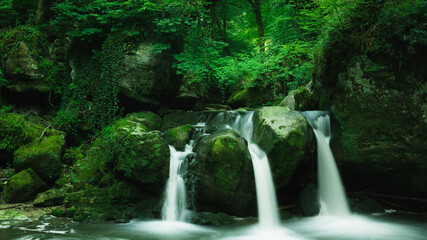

[162,144,193,222]
[302,111,350,216]
[231,112,281,228]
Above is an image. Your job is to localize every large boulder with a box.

[163,124,194,151]
[33,187,70,207]
[252,106,312,190]
[118,42,181,107]
[71,112,169,192]
[3,169,47,203]
[311,2,427,196]
[14,133,66,183]
[193,129,255,216]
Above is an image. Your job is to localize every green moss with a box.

[164,124,193,151]
[0,113,43,152]
[14,134,65,183]
[3,169,47,203]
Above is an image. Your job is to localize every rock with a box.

[3,169,47,203]
[227,86,272,108]
[174,76,205,110]
[14,133,66,183]
[163,124,194,151]
[353,196,384,214]
[118,42,180,106]
[161,111,202,130]
[0,210,29,221]
[190,212,236,226]
[314,54,427,193]
[114,130,170,186]
[193,129,255,216]
[126,112,162,131]
[253,106,312,190]
[279,90,296,109]
[280,82,315,111]
[70,140,108,189]
[299,183,320,216]
[33,187,69,207]
[71,112,169,191]
[0,113,44,153]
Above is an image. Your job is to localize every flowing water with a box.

[230,112,281,228]
[302,111,350,216]
[2,111,427,239]
[162,144,193,222]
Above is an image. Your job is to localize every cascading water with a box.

[162,144,193,222]
[231,112,281,228]
[302,111,351,216]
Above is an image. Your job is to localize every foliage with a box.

[0,69,7,87]
[0,24,44,58]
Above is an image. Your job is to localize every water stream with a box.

[302,111,350,216]
[230,112,281,228]
[162,144,193,222]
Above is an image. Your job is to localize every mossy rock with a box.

[163,124,194,151]
[127,111,162,131]
[33,187,70,207]
[3,169,47,203]
[114,130,170,186]
[161,111,202,130]
[193,129,255,216]
[253,106,312,190]
[299,183,320,216]
[0,210,29,221]
[14,134,66,183]
[70,140,108,189]
[0,113,44,153]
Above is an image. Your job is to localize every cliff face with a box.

[312,2,427,195]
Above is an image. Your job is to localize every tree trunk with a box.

[210,1,232,56]
[249,0,265,53]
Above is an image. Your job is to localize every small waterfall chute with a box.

[302,111,351,216]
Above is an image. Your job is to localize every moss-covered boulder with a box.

[33,187,70,207]
[0,210,29,221]
[71,112,169,192]
[311,2,427,197]
[193,129,255,216]
[253,106,312,190]
[163,124,193,151]
[3,169,47,203]
[70,140,106,189]
[114,130,170,186]
[14,133,66,183]
[0,113,44,153]
[161,111,202,130]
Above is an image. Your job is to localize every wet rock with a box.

[299,183,320,216]
[163,124,194,151]
[190,212,236,226]
[3,169,47,203]
[0,209,29,221]
[253,106,312,190]
[14,133,66,183]
[33,187,69,207]
[193,129,255,216]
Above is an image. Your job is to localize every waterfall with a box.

[302,111,351,216]
[231,112,281,228]
[162,144,193,222]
